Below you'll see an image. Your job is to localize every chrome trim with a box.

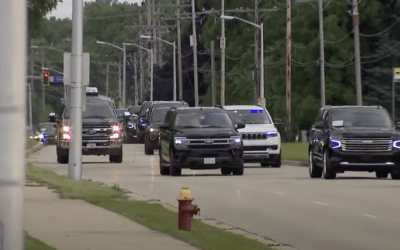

[340,162,395,166]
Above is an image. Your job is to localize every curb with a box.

[282,160,308,167]
[26,142,43,157]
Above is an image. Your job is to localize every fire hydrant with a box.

[178,186,200,231]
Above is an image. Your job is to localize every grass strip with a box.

[281,143,308,162]
[26,139,39,150]
[27,165,273,250]
[26,235,58,250]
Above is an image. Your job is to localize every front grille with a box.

[187,138,230,149]
[243,145,278,151]
[342,137,392,152]
[241,133,267,140]
[189,144,230,149]
[82,125,110,141]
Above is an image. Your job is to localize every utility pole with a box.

[177,0,184,101]
[106,61,109,97]
[152,0,157,66]
[123,45,127,108]
[30,47,35,128]
[318,0,325,107]
[139,14,144,103]
[68,0,84,180]
[134,54,138,106]
[157,3,162,66]
[118,61,122,108]
[192,0,199,106]
[28,84,33,132]
[286,0,292,141]
[352,0,362,106]
[254,0,260,103]
[211,40,216,106]
[221,0,226,106]
[42,52,45,110]
[0,1,26,249]
[173,41,177,101]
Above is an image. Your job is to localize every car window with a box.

[150,109,169,123]
[228,109,272,124]
[174,110,234,128]
[331,109,393,128]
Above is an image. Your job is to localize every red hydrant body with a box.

[178,186,200,231]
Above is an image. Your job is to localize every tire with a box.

[144,138,154,155]
[376,171,388,179]
[169,148,181,176]
[221,167,232,175]
[110,147,123,163]
[232,160,244,176]
[322,151,336,179]
[391,173,400,180]
[271,152,281,168]
[309,151,322,178]
[159,149,170,176]
[260,162,270,167]
[57,147,68,164]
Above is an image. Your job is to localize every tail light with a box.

[62,124,71,142]
[110,124,121,140]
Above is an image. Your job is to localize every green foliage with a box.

[26,235,58,250]
[29,0,62,38]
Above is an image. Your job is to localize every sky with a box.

[48,0,142,19]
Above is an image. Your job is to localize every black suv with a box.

[56,88,123,164]
[136,101,153,143]
[159,107,245,176]
[148,101,189,118]
[309,106,400,179]
[144,107,171,155]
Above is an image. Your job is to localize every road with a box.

[29,144,400,250]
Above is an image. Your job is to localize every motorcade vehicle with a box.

[148,101,189,118]
[39,122,58,145]
[144,107,171,155]
[309,105,400,179]
[223,105,282,167]
[117,109,131,143]
[159,107,245,176]
[136,101,153,143]
[56,87,123,164]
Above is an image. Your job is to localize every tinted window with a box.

[152,103,188,111]
[64,102,116,119]
[331,109,393,128]
[129,106,141,114]
[140,102,152,115]
[174,110,234,128]
[150,109,169,123]
[228,109,272,124]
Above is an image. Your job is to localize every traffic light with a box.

[42,71,50,87]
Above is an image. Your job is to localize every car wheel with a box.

[221,167,232,175]
[232,160,244,176]
[309,151,322,178]
[376,171,388,179]
[271,153,281,168]
[144,138,154,155]
[260,162,270,167]
[110,147,123,163]
[391,173,400,180]
[169,148,181,176]
[159,148,170,176]
[322,151,336,179]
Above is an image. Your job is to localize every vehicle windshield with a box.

[64,102,116,119]
[129,107,140,115]
[39,124,57,133]
[228,109,272,124]
[331,109,393,128]
[150,109,169,123]
[175,110,233,128]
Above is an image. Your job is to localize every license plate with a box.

[87,143,96,148]
[204,158,216,164]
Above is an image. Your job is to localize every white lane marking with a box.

[363,214,379,219]
[314,201,329,206]
[272,191,285,195]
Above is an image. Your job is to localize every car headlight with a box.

[174,137,187,148]
[393,139,400,149]
[149,127,159,133]
[63,124,71,132]
[330,136,341,149]
[230,136,242,148]
[266,131,278,137]
[128,123,135,129]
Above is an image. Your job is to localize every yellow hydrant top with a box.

[178,186,194,201]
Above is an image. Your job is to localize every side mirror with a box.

[235,123,246,129]
[314,121,324,129]
[273,118,282,125]
[159,124,169,130]
[396,122,400,129]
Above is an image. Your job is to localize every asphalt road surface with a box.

[29,144,400,250]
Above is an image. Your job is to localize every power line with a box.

[360,18,400,37]
[324,31,353,44]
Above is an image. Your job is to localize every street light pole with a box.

[260,23,264,105]
[0,1,27,248]
[68,0,84,181]
[123,45,127,108]
[352,0,362,106]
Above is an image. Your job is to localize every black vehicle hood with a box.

[331,127,399,138]
[176,128,238,138]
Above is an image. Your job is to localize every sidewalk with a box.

[25,185,199,250]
